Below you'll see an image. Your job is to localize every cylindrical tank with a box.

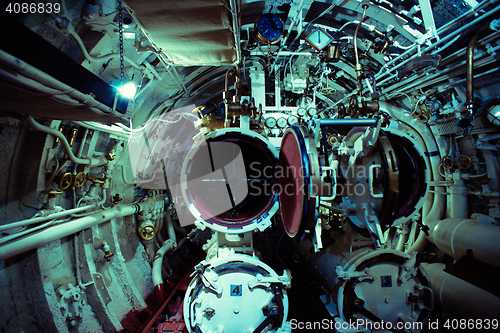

[423,263,500,319]
[427,218,500,268]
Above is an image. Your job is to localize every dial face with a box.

[265,117,277,128]
[297,107,307,116]
[288,115,299,126]
[277,117,288,128]
[305,27,334,51]
[255,14,284,43]
[307,107,317,116]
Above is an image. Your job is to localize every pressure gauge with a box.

[264,117,277,128]
[307,107,317,117]
[297,107,307,117]
[277,117,288,128]
[255,14,284,43]
[288,115,299,126]
[305,27,334,51]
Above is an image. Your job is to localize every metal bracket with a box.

[191,261,223,295]
[363,203,385,248]
[398,252,418,283]
[335,265,375,282]
[93,273,111,305]
[248,269,292,290]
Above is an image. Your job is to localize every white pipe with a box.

[152,239,176,301]
[423,263,500,319]
[427,218,500,268]
[0,49,115,116]
[27,117,108,166]
[435,0,491,35]
[67,28,142,70]
[0,190,107,232]
[0,68,82,105]
[0,220,54,245]
[73,121,130,141]
[449,171,468,218]
[377,4,500,81]
[164,213,176,243]
[0,203,140,261]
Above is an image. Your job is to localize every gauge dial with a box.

[297,107,307,117]
[255,14,284,43]
[305,27,334,51]
[288,115,299,126]
[307,107,317,117]
[277,117,288,128]
[264,117,277,128]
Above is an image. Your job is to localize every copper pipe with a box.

[466,28,490,111]
[354,2,369,101]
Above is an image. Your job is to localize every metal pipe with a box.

[27,117,108,166]
[427,218,500,268]
[66,27,142,70]
[0,191,107,233]
[152,239,176,302]
[319,118,378,128]
[0,49,118,116]
[423,263,500,319]
[353,4,368,90]
[373,4,500,85]
[466,28,491,113]
[436,0,491,35]
[73,121,130,141]
[164,213,177,243]
[0,203,140,261]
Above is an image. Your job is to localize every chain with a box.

[118,0,125,85]
[267,41,271,72]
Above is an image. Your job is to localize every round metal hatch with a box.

[278,126,315,238]
[181,128,279,233]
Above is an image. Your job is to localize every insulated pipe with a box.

[427,218,500,268]
[27,117,108,166]
[422,263,500,319]
[152,239,176,302]
[0,203,141,261]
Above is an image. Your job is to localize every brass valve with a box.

[57,173,73,190]
[139,223,156,241]
[457,154,472,170]
[73,172,86,188]
[105,152,116,161]
[441,155,454,170]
